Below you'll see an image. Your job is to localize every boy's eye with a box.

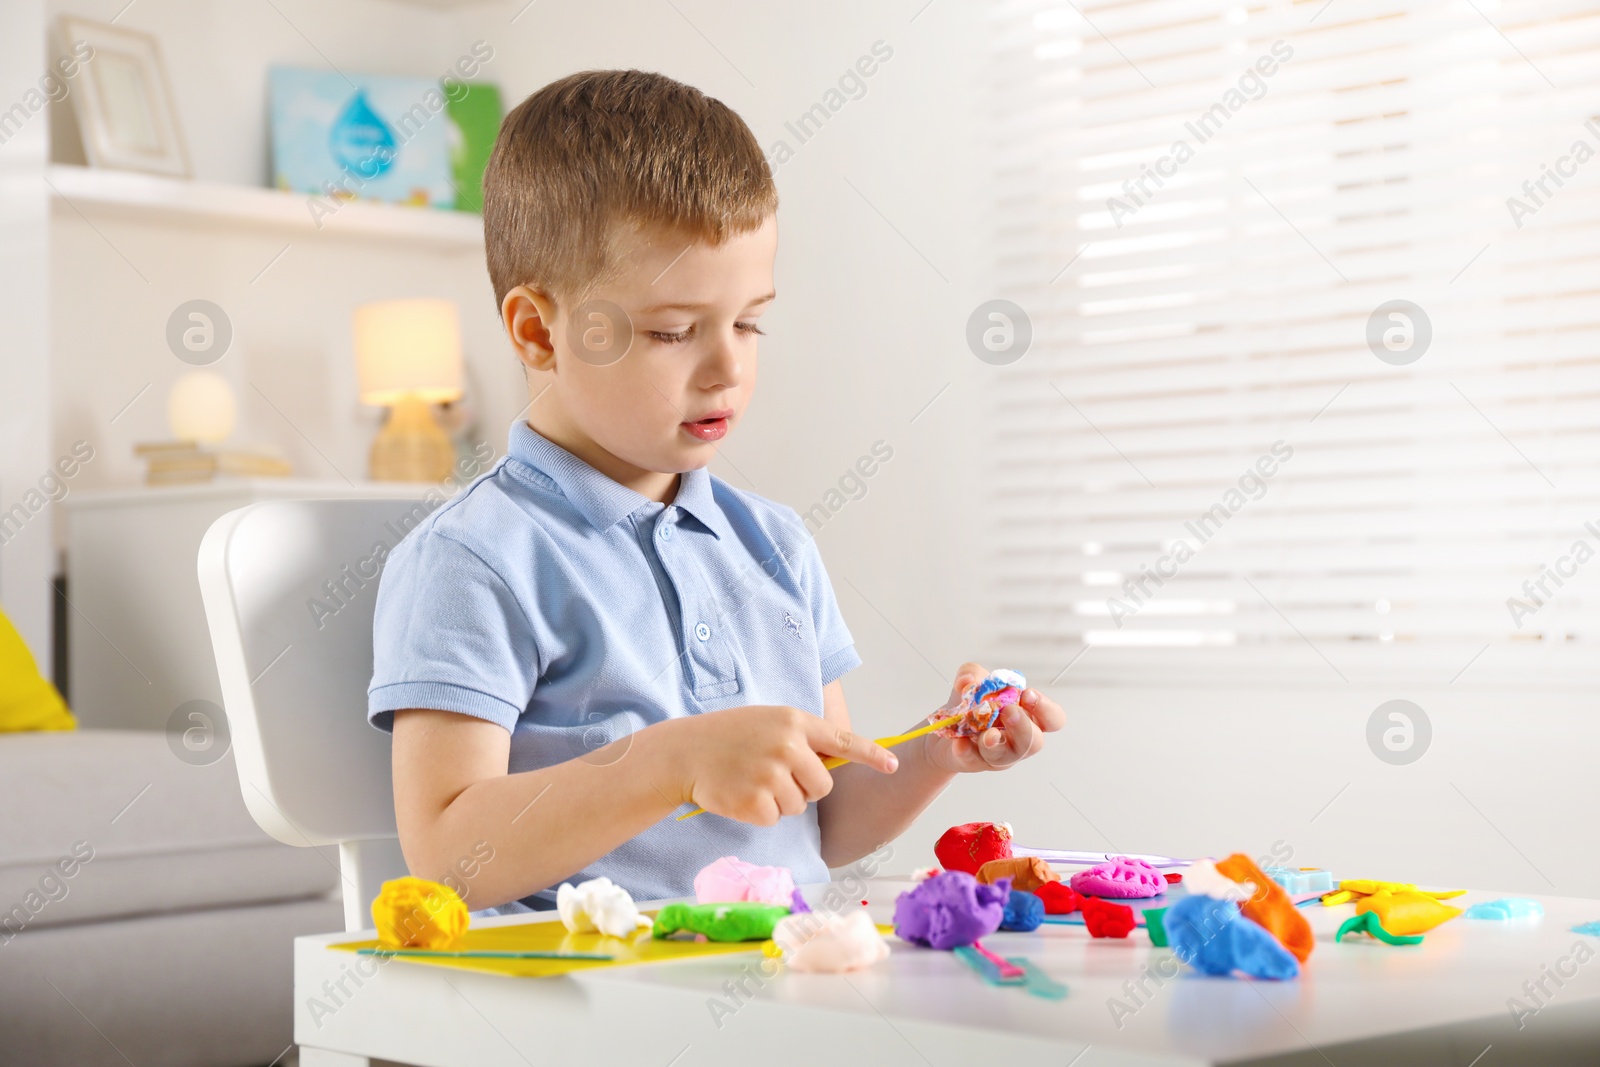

[647,323,765,343]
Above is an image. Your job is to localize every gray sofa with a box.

[0,730,344,1066]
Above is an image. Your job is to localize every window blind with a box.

[987,0,1600,687]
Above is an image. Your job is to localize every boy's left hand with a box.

[923,661,1065,775]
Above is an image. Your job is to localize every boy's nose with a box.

[700,332,744,387]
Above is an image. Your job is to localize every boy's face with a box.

[508,217,777,490]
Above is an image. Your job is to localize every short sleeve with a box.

[367,531,539,733]
[790,528,861,685]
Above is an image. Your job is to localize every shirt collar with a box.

[507,422,730,540]
[671,463,734,541]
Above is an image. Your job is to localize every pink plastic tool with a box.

[970,940,1025,980]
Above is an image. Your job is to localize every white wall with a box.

[41,0,1595,900]
[50,0,996,729]
[0,0,54,663]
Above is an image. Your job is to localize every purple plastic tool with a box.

[1012,847,1194,870]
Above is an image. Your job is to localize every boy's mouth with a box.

[681,410,732,443]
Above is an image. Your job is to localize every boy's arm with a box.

[392,708,683,909]
[815,680,954,867]
[393,702,899,909]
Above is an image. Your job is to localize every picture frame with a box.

[57,16,190,178]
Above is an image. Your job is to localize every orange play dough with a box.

[1215,853,1314,963]
[976,856,1060,893]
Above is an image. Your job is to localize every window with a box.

[988,0,1600,687]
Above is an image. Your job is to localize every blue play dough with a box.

[1166,894,1299,980]
[1573,921,1600,937]
[1001,889,1044,932]
[1464,898,1543,920]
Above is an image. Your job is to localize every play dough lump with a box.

[893,870,1008,950]
[1069,856,1165,899]
[933,669,1026,738]
[556,876,651,939]
[772,910,890,972]
[694,856,798,907]
[652,901,790,942]
[373,877,470,950]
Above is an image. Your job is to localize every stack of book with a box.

[135,442,293,485]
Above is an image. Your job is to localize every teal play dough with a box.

[1464,898,1543,920]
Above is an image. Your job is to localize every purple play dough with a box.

[893,871,1009,950]
[790,887,812,913]
[1070,856,1165,899]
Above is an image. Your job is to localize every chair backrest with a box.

[198,497,435,929]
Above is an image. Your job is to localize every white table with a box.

[294,879,1600,1066]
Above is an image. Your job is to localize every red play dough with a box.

[1033,882,1083,915]
[934,822,1013,876]
[1082,897,1136,938]
[1164,872,1183,884]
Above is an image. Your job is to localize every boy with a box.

[369,70,1064,911]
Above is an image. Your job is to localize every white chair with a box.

[199,498,433,932]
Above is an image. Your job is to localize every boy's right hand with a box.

[670,706,898,826]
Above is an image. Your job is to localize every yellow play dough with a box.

[372,877,470,949]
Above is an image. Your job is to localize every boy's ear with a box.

[502,285,559,373]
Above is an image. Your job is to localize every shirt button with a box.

[694,622,711,642]
[658,523,674,541]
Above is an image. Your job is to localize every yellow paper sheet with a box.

[331,913,763,978]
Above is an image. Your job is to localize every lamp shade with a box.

[353,298,464,406]
[167,370,237,444]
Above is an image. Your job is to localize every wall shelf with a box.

[45,164,484,251]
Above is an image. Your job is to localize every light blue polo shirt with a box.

[368,422,860,907]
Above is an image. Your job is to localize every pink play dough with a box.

[694,856,798,907]
[1069,856,1166,899]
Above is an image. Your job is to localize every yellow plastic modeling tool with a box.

[675,713,963,821]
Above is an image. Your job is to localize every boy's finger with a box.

[949,661,986,699]
[1005,704,1044,759]
[1020,689,1066,732]
[981,705,1037,767]
[791,756,834,802]
[773,779,810,818]
[807,719,899,774]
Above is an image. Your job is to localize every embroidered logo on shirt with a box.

[783,611,803,637]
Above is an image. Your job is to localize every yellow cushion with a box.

[0,604,74,732]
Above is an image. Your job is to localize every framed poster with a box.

[270,67,454,209]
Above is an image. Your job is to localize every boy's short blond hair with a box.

[483,70,777,307]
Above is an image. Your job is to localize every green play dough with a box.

[1144,906,1170,948]
[1336,911,1423,946]
[651,902,790,942]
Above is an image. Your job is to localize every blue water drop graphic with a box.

[329,90,397,180]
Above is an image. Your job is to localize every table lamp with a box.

[354,298,463,482]
[167,369,237,444]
